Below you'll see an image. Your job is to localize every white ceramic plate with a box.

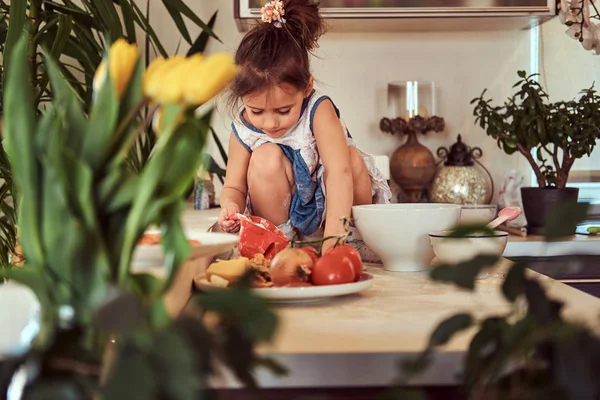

[131,230,239,268]
[194,273,375,304]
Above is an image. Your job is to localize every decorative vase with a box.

[389,132,437,203]
[382,80,443,202]
[429,134,493,205]
[520,187,580,235]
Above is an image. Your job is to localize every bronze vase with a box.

[389,132,436,203]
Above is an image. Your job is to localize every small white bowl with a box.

[428,230,508,265]
[459,204,497,225]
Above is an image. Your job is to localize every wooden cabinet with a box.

[234,0,557,31]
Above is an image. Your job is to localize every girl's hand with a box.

[321,216,352,255]
[218,203,241,233]
[321,232,346,255]
[320,239,335,255]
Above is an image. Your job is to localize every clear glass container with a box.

[387,80,436,120]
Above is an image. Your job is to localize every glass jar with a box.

[387,80,436,120]
[429,134,493,205]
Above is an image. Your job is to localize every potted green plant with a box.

[0,37,283,398]
[0,0,219,266]
[471,71,600,235]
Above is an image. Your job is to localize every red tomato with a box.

[311,252,355,286]
[299,246,319,265]
[325,245,363,282]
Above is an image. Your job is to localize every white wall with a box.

[540,19,600,173]
[141,1,600,199]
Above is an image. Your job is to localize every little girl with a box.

[218,0,391,256]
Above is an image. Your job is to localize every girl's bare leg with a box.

[247,143,295,226]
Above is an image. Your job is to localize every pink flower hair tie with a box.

[261,0,286,28]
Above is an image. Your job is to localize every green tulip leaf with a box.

[160,201,191,291]
[107,57,146,166]
[149,298,172,329]
[125,273,165,301]
[101,170,140,212]
[3,37,44,267]
[81,49,119,170]
[3,0,27,75]
[43,50,87,154]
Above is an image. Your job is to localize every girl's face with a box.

[242,82,313,139]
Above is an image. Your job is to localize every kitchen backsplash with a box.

[142,0,600,202]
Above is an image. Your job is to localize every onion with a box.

[270,248,314,287]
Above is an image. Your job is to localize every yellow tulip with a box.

[142,56,167,96]
[143,55,195,104]
[143,56,182,100]
[142,53,237,107]
[183,53,238,106]
[158,54,204,104]
[93,38,138,99]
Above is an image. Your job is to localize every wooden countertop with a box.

[206,260,600,389]
[180,208,600,389]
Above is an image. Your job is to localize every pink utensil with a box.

[486,206,522,230]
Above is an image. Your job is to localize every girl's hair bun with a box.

[229,0,326,103]
[281,0,326,52]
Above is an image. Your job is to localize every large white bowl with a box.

[429,230,508,265]
[459,204,497,225]
[352,203,461,272]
